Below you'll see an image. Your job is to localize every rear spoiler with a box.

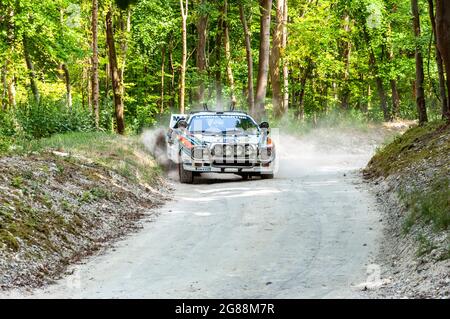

[169,114,186,129]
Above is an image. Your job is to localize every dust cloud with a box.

[275,125,397,178]
[140,128,174,172]
[140,119,401,180]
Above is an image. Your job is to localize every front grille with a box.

[211,143,256,158]
[212,160,255,167]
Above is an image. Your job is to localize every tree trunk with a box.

[254,0,273,121]
[282,0,289,114]
[105,62,110,99]
[295,60,313,121]
[429,0,449,119]
[390,79,400,118]
[106,7,125,134]
[239,4,254,113]
[120,8,131,97]
[387,27,401,118]
[363,25,390,121]
[270,0,284,118]
[370,51,390,121]
[160,45,166,114]
[92,0,100,128]
[412,0,428,125]
[194,0,208,106]
[215,9,223,110]
[168,33,175,110]
[22,36,40,104]
[62,63,72,111]
[223,0,236,109]
[7,76,15,109]
[435,0,450,119]
[58,9,72,111]
[179,0,188,113]
[2,7,15,109]
[87,63,92,109]
[340,14,351,110]
[1,64,7,110]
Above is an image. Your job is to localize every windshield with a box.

[188,115,259,134]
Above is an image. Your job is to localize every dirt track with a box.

[3,128,392,298]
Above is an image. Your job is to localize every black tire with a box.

[179,161,194,184]
[260,173,274,180]
[239,173,251,180]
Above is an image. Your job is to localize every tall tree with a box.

[223,0,236,109]
[239,4,254,112]
[160,45,166,114]
[179,0,188,113]
[120,8,131,95]
[435,0,450,119]
[386,24,400,119]
[2,6,15,109]
[91,0,100,129]
[254,0,272,121]
[411,0,428,124]
[59,8,72,111]
[428,0,448,118]
[281,0,289,114]
[194,0,208,106]
[23,36,40,104]
[364,27,391,122]
[215,6,223,110]
[339,13,351,111]
[106,6,125,134]
[270,0,284,118]
[62,63,72,111]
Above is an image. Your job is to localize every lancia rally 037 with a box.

[166,111,276,184]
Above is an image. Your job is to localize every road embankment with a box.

[0,132,170,289]
[364,120,450,298]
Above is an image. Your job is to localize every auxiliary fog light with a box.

[225,145,234,157]
[236,145,245,157]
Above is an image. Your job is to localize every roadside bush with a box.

[0,135,12,155]
[403,177,450,232]
[0,110,16,136]
[15,99,95,138]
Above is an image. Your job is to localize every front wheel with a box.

[179,161,194,184]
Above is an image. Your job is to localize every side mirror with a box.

[176,120,188,129]
[259,122,270,135]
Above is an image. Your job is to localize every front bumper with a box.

[180,147,275,174]
[182,161,275,174]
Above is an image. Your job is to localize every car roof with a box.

[189,111,249,117]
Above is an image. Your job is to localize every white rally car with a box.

[166,111,276,183]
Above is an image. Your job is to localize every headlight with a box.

[213,145,223,156]
[192,147,207,159]
[236,145,245,157]
[259,147,272,160]
[225,145,233,157]
[245,145,256,157]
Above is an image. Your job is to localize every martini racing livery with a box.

[167,111,275,184]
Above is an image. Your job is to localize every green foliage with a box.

[367,120,449,177]
[14,100,95,138]
[0,136,12,155]
[12,131,162,185]
[0,112,17,137]
[0,0,448,141]
[403,177,450,233]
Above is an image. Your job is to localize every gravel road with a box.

[3,129,389,298]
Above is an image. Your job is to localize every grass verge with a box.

[365,120,449,259]
[0,131,166,288]
[8,131,162,185]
